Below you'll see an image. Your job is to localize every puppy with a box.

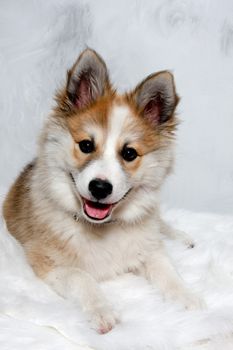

[3,49,200,334]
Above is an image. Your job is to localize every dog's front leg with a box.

[44,266,119,333]
[160,219,195,248]
[141,249,203,310]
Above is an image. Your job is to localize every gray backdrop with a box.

[0,0,233,214]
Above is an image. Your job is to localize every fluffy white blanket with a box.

[1,210,233,350]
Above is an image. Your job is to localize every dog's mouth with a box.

[69,173,132,222]
[82,198,113,221]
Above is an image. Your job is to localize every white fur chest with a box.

[64,218,161,282]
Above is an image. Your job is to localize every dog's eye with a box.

[79,140,95,153]
[121,146,138,162]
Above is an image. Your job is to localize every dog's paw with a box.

[90,305,119,334]
[179,292,206,310]
[185,295,206,310]
[167,287,205,310]
[175,229,195,249]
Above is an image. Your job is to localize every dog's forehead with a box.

[85,101,134,134]
[105,102,148,153]
[108,103,135,136]
[67,96,152,152]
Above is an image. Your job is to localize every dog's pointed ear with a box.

[66,49,110,109]
[131,71,179,126]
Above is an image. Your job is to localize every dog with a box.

[3,48,201,334]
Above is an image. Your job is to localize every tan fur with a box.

[3,162,36,244]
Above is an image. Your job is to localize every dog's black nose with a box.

[88,178,113,200]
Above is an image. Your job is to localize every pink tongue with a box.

[84,201,112,220]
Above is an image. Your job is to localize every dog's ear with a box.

[131,71,179,126]
[64,49,110,110]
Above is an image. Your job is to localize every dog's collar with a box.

[73,213,79,221]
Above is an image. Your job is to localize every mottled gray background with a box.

[0,0,233,214]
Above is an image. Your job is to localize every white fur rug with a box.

[1,209,233,350]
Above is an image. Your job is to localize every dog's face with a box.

[41,49,179,224]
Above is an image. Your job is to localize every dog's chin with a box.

[80,197,115,224]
